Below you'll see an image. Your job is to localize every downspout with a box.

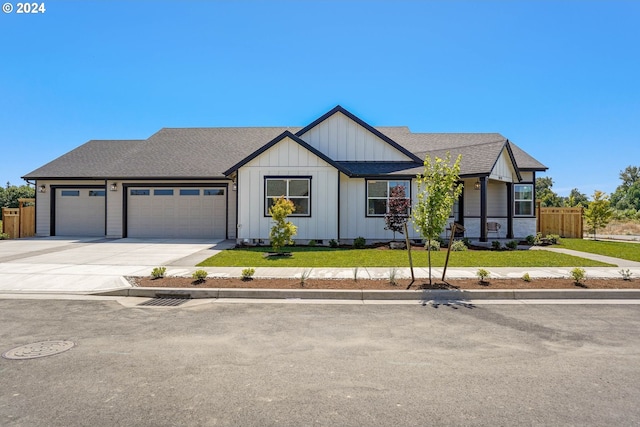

[337,170,341,242]
[506,182,514,239]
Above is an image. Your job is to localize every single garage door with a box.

[127,187,226,238]
[55,188,105,236]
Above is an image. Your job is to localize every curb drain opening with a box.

[138,296,191,307]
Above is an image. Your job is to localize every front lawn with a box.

[197,246,613,268]
[559,238,640,262]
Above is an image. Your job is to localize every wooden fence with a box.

[536,203,583,238]
[1,198,35,239]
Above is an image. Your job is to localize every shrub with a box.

[570,267,586,284]
[525,235,536,245]
[522,272,532,282]
[307,239,317,247]
[491,241,502,250]
[545,234,560,244]
[425,239,440,251]
[299,269,311,287]
[353,236,366,249]
[192,269,208,282]
[450,240,468,251]
[476,268,490,283]
[462,237,472,247]
[151,266,166,279]
[241,267,255,281]
[505,240,519,250]
[389,267,398,286]
[268,196,297,253]
[619,269,633,281]
[329,239,339,248]
[0,232,10,240]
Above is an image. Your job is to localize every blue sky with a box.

[1,0,638,197]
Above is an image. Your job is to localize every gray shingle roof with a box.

[23,124,546,180]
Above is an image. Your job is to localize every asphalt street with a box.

[1,299,640,426]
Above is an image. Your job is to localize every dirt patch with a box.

[128,276,640,290]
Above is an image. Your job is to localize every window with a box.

[180,189,200,196]
[130,189,150,196]
[89,190,105,197]
[514,184,534,216]
[61,190,80,197]
[265,177,310,216]
[154,189,174,196]
[204,189,224,196]
[366,180,410,216]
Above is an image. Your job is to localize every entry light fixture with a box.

[38,185,46,193]
[110,182,117,191]
[474,180,481,190]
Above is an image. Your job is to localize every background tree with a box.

[610,165,640,213]
[384,184,411,241]
[619,166,640,189]
[413,152,463,285]
[535,176,563,207]
[0,183,35,208]
[584,190,613,240]
[566,188,589,208]
[268,196,297,253]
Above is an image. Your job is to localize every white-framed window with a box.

[265,177,311,216]
[514,184,534,216]
[366,180,410,217]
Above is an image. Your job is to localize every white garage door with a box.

[127,187,226,238]
[55,188,105,236]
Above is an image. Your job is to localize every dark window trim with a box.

[364,178,412,218]
[263,175,312,217]
[514,182,535,218]
[49,184,106,237]
[122,183,229,238]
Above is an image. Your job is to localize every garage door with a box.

[127,187,226,238]
[55,188,105,236]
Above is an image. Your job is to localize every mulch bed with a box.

[127,276,640,290]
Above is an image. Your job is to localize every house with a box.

[22,106,547,243]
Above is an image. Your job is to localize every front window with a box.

[265,177,311,216]
[367,180,410,216]
[515,184,534,216]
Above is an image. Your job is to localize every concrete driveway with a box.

[0,237,232,294]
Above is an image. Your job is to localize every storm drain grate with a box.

[2,340,75,360]
[137,296,191,307]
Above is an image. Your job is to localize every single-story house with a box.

[23,105,547,243]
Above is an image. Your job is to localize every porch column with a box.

[480,176,488,242]
[506,182,514,239]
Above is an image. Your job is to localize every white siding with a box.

[298,111,412,162]
[463,179,508,217]
[237,137,338,241]
[489,148,516,182]
[339,175,420,241]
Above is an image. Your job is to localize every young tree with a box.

[384,184,411,241]
[413,152,463,285]
[268,196,298,253]
[584,190,614,240]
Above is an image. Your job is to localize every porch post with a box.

[506,182,514,239]
[480,176,487,242]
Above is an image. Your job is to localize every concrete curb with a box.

[94,287,640,300]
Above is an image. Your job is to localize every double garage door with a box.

[127,187,226,239]
[54,186,227,238]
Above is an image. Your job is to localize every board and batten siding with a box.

[237,137,338,241]
[298,111,412,162]
[463,179,509,218]
[339,175,421,241]
[489,148,516,182]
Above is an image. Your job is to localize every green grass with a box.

[197,246,613,268]
[559,238,640,262]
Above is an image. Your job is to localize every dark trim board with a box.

[122,182,229,239]
[49,184,107,237]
